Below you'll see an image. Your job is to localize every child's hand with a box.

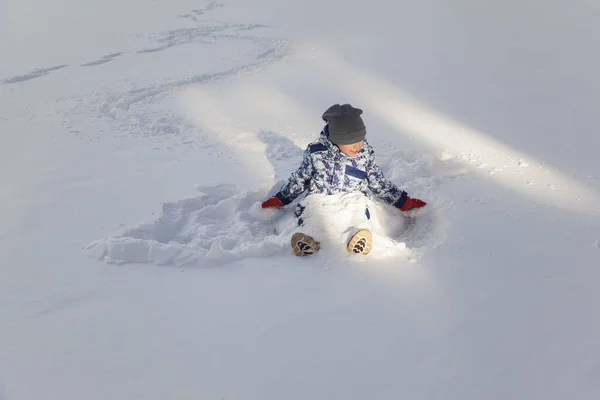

[262,196,285,208]
[399,197,427,211]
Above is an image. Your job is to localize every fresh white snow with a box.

[2,0,600,399]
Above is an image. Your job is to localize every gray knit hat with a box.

[321,103,366,145]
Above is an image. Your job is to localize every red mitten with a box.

[400,196,427,211]
[261,196,285,208]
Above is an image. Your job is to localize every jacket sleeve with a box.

[275,147,314,205]
[365,146,408,208]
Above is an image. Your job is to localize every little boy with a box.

[262,103,426,256]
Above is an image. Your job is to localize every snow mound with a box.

[85,183,286,267]
[291,193,410,260]
[86,184,442,267]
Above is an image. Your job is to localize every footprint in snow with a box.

[3,65,68,84]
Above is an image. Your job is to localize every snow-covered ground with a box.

[2,0,600,399]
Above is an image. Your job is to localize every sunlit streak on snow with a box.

[305,44,600,215]
[178,83,315,182]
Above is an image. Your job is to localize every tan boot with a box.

[347,229,373,255]
[291,232,320,256]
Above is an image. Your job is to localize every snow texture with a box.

[86,182,443,266]
[2,0,600,399]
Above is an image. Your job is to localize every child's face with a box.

[337,140,364,157]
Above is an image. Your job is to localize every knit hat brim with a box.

[329,127,366,144]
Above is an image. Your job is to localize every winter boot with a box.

[291,232,320,256]
[347,229,373,255]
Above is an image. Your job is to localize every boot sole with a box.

[347,229,373,255]
[291,232,320,256]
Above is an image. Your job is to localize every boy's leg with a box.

[347,229,373,255]
[291,232,320,256]
[291,200,320,256]
[295,203,306,226]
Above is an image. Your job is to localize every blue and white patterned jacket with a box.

[275,126,408,208]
